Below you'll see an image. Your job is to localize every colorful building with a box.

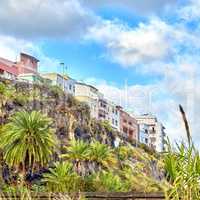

[18,73,51,85]
[75,82,102,119]
[0,57,18,79]
[118,107,139,141]
[16,53,39,74]
[98,98,120,131]
[0,53,39,80]
[41,73,76,96]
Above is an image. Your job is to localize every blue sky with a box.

[0,0,200,144]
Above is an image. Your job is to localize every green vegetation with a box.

[0,111,56,184]
[0,79,198,200]
[43,162,81,192]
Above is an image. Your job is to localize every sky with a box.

[0,0,200,145]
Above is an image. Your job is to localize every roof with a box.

[0,57,18,75]
[41,72,73,80]
[76,82,99,92]
[0,57,16,66]
[20,53,39,62]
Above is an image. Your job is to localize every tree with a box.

[0,111,56,183]
[61,140,89,174]
[89,141,117,169]
[43,162,80,192]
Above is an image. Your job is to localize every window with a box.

[145,138,148,144]
[115,120,118,126]
[129,130,134,136]
[123,127,128,133]
[112,108,115,113]
[69,84,72,90]
[123,119,127,123]
[129,121,132,126]
[112,118,115,124]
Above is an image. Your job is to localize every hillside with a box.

[0,78,166,194]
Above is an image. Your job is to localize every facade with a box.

[0,57,18,79]
[0,53,39,80]
[75,82,101,119]
[41,73,76,95]
[18,73,51,84]
[139,124,149,145]
[16,53,39,74]
[136,114,166,152]
[98,98,120,131]
[118,107,139,141]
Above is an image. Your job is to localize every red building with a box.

[0,53,39,79]
[17,53,39,74]
[118,107,139,141]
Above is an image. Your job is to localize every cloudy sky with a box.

[0,0,199,145]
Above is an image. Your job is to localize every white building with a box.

[98,98,120,131]
[41,73,76,95]
[139,124,149,145]
[136,114,166,152]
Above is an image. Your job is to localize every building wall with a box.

[98,99,120,131]
[136,114,166,152]
[139,124,149,145]
[75,83,99,119]
[42,73,76,96]
[0,58,18,79]
[16,53,39,75]
[119,110,139,141]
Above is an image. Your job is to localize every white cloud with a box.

[0,0,97,39]
[86,18,200,67]
[86,52,200,145]
[178,0,200,21]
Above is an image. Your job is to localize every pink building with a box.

[17,53,39,74]
[118,107,139,141]
[0,53,39,79]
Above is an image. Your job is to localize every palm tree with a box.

[61,140,89,174]
[0,110,56,183]
[89,141,117,169]
[43,162,81,192]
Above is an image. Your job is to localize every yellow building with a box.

[75,82,103,119]
[41,73,76,95]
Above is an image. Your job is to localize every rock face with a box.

[0,78,163,183]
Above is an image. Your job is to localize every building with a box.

[98,98,120,131]
[118,107,139,141]
[0,53,39,80]
[139,124,149,145]
[0,57,18,79]
[18,73,51,85]
[16,53,39,74]
[136,114,166,152]
[75,82,101,119]
[41,73,76,95]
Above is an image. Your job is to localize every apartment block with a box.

[136,114,166,152]
[0,53,39,80]
[75,82,101,119]
[42,73,76,96]
[118,107,139,141]
[98,98,120,131]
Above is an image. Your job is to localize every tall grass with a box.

[164,105,200,200]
